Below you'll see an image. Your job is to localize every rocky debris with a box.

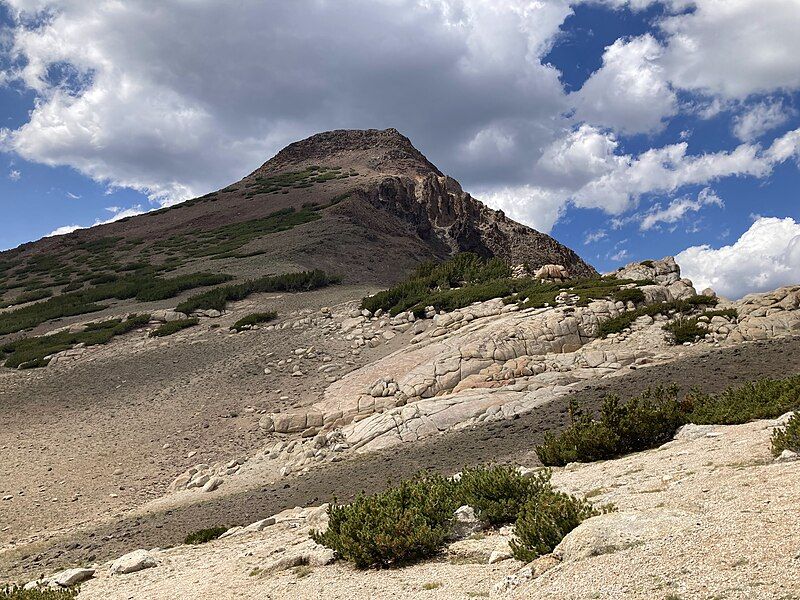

[553,510,697,562]
[493,555,561,593]
[109,549,157,575]
[169,457,247,493]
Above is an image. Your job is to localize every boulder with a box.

[110,549,158,575]
[450,505,483,540]
[554,510,696,561]
[52,568,95,587]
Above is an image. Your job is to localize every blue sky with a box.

[1,0,799,298]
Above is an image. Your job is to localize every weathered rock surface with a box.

[109,550,157,575]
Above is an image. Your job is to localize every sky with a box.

[0,0,799,299]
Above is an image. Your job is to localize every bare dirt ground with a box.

[0,284,392,568]
[3,330,798,580]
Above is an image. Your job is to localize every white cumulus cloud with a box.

[574,34,678,134]
[677,216,800,299]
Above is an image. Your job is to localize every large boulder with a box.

[554,509,697,561]
[110,549,158,575]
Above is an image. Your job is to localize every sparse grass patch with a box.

[0,289,53,309]
[535,386,687,466]
[772,413,800,456]
[184,526,228,545]
[293,564,313,578]
[149,318,199,338]
[231,311,277,331]
[422,582,442,590]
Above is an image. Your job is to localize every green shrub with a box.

[662,308,737,345]
[1,314,151,369]
[612,288,645,304]
[0,271,235,336]
[231,311,277,331]
[458,466,550,525]
[598,295,718,338]
[662,316,707,344]
[536,387,687,466]
[0,585,78,599]
[687,375,800,425]
[639,260,654,268]
[0,288,53,309]
[311,474,461,569]
[177,270,339,314]
[771,413,800,456]
[149,318,199,337]
[509,489,598,562]
[184,526,228,545]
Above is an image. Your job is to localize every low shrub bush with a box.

[0,585,77,600]
[597,295,718,338]
[771,413,800,456]
[149,318,199,337]
[177,270,339,314]
[231,311,277,331]
[687,375,800,425]
[457,466,550,525]
[663,308,737,345]
[184,526,228,545]
[1,314,150,369]
[509,489,599,562]
[313,466,600,569]
[311,474,460,569]
[536,387,687,466]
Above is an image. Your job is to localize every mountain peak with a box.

[258,128,443,178]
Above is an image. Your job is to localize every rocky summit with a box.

[1,132,799,600]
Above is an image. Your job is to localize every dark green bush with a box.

[663,308,737,345]
[311,474,461,569]
[0,584,77,599]
[639,260,655,268]
[149,318,199,337]
[0,288,53,309]
[184,526,228,545]
[598,295,718,338]
[771,413,800,456]
[231,311,277,331]
[509,489,598,562]
[176,270,339,314]
[0,271,235,336]
[687,375,800,425]
[662,316,707,344]
[312,466,600,569]
[612,287,645,304]
[536,387,687,466]
[1,314,151,369]
[458,466,550,525]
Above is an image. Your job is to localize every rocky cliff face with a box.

[254,128,597,278]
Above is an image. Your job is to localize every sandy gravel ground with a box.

[72,415,800,600]
[3,335,799,580]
